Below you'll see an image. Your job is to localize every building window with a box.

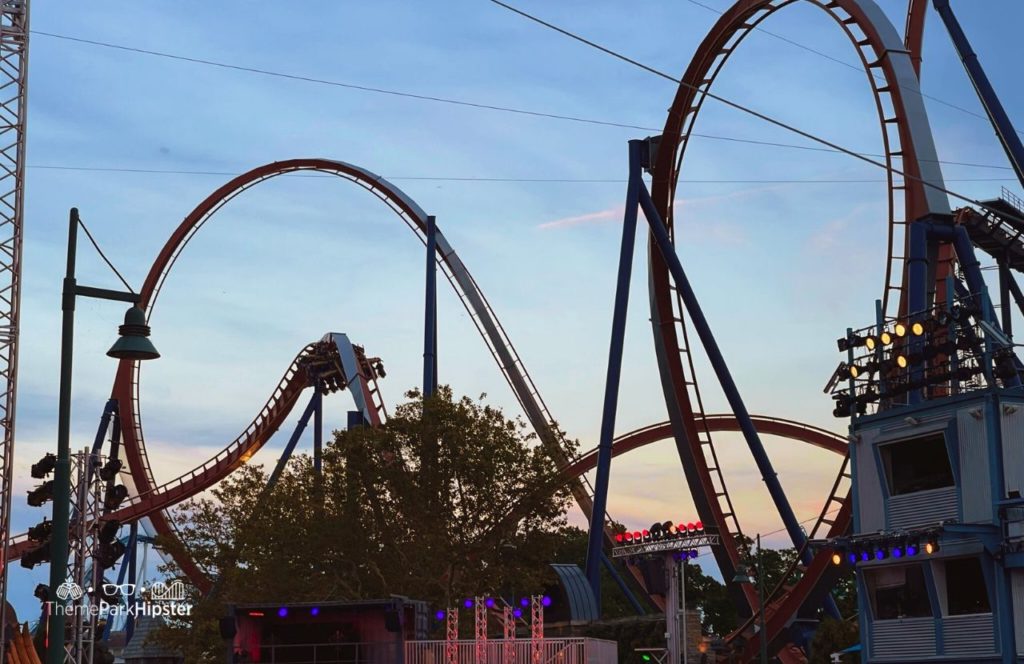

[881,432,954,496]
[945,558,991,615]
[868,564,932,620]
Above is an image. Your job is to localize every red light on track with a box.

[248,611,265,617]
[677,523,686,533]
[625,532,633,542]
[615,533,624,544]
[633,531,642,541]
[642,529,650,539]
[694,521,704,531]
[687,522,695,532]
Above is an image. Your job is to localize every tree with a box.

[152,386,577,661]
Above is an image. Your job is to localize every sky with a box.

[7,0,1024,619]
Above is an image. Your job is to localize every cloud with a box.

[538,206,623,230]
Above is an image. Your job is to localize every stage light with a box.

[642,655,652,662]
[906,543,918,556]
[98,519,120,544]
[666,522,679,537]
[311,607,320,617]
[31,453,56,479]
[27,519,51,542]
[894,323,907,338]
[896,355,908,369]
[104,484,129,510]
[875,547,888,561]
[96,541,126,569]
[688,549,698,559]
[520,598,529,607]
[435,610,445,621]
[925,538,940,555]
[865,335,878,351]
[860,551,869,563]
[831,552,842,566]
[880,331,893,345]
[641,529,650,541]
[994,349,1018,381]
[633,531,642,541]
[464,599,474,609]
[649,522,664,540]
[27,481,54,507]
[20,543,50,569]
[513,608,522,618]
[847,552,857,565]
[837,334,868,352]
[912,322,925,336]
[485,598,495,608]
[33,584,48,603]
[541,596,552,607]
[686,522,696,532]
[694,521,703,531]
[99,458,123,482]
[615,533,625,544]
[892,546,903,558]
[247,611,265,617]
[277,607,288,618]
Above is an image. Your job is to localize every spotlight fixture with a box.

[27,519,52,542]
[831,552,842,566]
[95,541,127,569]
[464,599,474,608]
[99,458,123,482]
[894,323,907,338]
[874,546,888,561]
[27,481,54,507]
[104,484,129,510]
[513,608,523,618]
[846,552,857,565]
[30,453,56,479]
[20,543,51,569]
[906,542,918,556]
[277,607,288,618]
[879,331,893,346]
[925,538,940,555]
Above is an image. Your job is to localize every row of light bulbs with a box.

[831,536,940,566]
[614,520,705,545]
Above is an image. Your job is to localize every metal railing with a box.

[406,638,617,664]
[237,640,402,664]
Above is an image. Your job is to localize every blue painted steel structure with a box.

[586,138,839,619]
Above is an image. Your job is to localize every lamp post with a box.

[46,207,159,664]
[732,534,767,664]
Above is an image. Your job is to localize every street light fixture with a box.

[45,208,160,664]
[732,534,768,664]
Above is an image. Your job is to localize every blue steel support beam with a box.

[601,553,646,615]
[313,389,323,478]
[266,391,319,489]
[999,258,1013,337]
[585,139,642,610]
[907,221,931,404]
[125,521,139,643]
[636,168,841,619]
[1008,270,1024,320]
[424,214,438,398]
[933,0,1024,190]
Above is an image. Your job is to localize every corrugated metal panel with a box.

[550,564,598,621]
[888,486,958,529]
[870,618,935,660]
[943,614,995,656]
[958,407,992,523]
[1003,405,1024,497]
[857,427,885,532]
[1013,570,1024,656]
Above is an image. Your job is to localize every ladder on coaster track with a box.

[668,282,744,542]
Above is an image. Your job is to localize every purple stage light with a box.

[277,607,288,618]
[520,598,529,607]
[485,598,495,608]
[513,608,523,618]
[464,598,474,609]
[435,610,445,621]
[541,596,552,607]
[310,607,320,616]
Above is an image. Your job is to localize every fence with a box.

[406,638,617,664]
[240,640,401,664]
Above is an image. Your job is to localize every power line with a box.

[77,217,135,293]
[30,31,1012,172]
[487,0,1024,226]
[678,0,1023,135]
[27,164,1016,184]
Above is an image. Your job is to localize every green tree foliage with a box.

[807,618,858,664]
[152,387,577,662]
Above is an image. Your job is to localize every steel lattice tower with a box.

[0,0,28,652]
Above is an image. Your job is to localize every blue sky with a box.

[8,0,1024,618]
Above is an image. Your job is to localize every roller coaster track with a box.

[647,0,950,655]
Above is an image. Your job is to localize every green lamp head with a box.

[107,305,160,361]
